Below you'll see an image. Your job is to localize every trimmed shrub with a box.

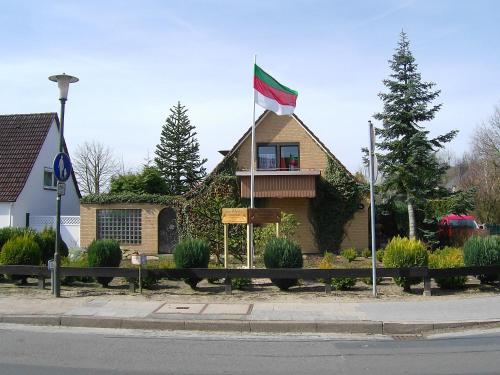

[36,227,69,264]
[0,234,41,283]
[0,227,35,253]
[361,248,371,258]
[429,247,467,289]
[87,239,122,287]
[341,248,357,262]
[383,236,428,292]
[263,237,303,291]
[174,238,210,289]
[463,235,500,283]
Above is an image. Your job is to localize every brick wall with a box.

[80,203,167,254]
[341,201,369,250]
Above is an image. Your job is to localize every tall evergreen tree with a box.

[374,32,457,239]
[155,102,207,195]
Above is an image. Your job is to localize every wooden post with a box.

[224,277,232,295]
[423,276,432,296]
[276,222,280,238]
[324,279,332,294]
[224,224,228,269]
[129,280,136,293]
[246,224,251,268]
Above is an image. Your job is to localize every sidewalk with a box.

[1,294,499,335]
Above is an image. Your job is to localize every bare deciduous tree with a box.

[73,141,120,195]
[457,106,500,223]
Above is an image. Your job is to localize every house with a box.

[220,110,368,253]
[0,113,81,233]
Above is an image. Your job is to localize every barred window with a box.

[96,209,142,245]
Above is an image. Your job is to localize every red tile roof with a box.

[0,113,56,202]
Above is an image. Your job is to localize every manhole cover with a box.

[154,303,206,314]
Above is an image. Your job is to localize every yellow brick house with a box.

[219,110,368,254]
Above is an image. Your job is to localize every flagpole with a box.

[368,120,377,297]
[249,54,257,268]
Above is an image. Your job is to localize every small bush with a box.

[254,213,299,257]
[331,276,356,290]
[361,248,371,258]
[0,227,35,254]
[429,247,467,289]
[231,277,251,290]
[0,234,41,284]
[87,239,122,287]
[376,249,384,263]
[340,248,357,262]
[463,235,500,283]
[36,227,69,264]
[263,237,303,291]
[383,236,428,292]
[174,238,210,289]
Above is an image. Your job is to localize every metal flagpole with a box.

[249,55,257,268]
[368,120,377,297]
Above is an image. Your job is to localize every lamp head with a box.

[48,73,79,100]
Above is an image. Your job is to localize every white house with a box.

[0,113,81,243]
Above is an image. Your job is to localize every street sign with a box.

[248,208,281,224]
[53,152,72,181]
[57,182,66,196]
[48,260,55,270]
[131,254,147,265]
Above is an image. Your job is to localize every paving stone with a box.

[2,315,61,326]
[250,321,316,333]
[316,320,383,334]
[184,320,251,332]
[202,304,251,315]
[383,322,434,334]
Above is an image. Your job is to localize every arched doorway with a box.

[158,207,178,254]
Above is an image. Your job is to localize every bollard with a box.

[129,280,136,293]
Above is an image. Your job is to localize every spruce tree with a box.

[155,102,207,195]
[374,31,457,239]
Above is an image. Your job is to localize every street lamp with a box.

[48,73,78,297]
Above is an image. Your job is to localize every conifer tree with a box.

[155,102,207,195]
[374,32,457,239]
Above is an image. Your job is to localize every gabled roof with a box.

[0,113,81,202]
[212,110,352,177]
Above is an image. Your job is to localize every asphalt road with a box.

[0,324,499,375]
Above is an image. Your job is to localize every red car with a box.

[438,214,483,245]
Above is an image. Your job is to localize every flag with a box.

[254,64,298,115]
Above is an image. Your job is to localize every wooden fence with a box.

[0,265,499,296]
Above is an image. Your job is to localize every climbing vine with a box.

[309,157,363,253]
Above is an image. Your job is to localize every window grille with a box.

[96,209,142,244]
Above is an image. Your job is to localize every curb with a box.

[1,314,500,335]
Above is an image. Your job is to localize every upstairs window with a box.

[257,144,300,170]
[43,167,57,189]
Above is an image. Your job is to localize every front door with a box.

[158,207,178,254]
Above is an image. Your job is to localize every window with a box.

[43,167,57,189]
[96,209,142,245]
[257,144,300,170]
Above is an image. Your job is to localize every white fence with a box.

[29,215,80,248]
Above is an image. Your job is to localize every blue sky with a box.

[1,0,499,174]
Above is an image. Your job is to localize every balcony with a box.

[236,169,320,198]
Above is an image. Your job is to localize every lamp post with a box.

[48,73,78,297]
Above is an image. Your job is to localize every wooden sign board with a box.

[221,208,281,224]
[222,208,249,224]
[249,208,281,224]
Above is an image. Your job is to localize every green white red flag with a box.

[254,64,298,115]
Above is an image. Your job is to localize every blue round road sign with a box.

[53,152,72,182]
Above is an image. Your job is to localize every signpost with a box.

[131,253,147,294]
[221,208,281,268]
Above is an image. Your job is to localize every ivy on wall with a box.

[80,192,181,206]
[178,155,248,263]
[309,157,363,253]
